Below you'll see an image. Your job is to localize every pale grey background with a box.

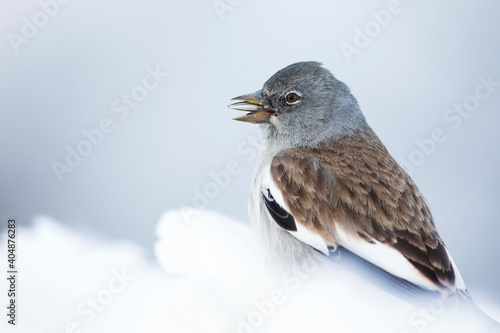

[1,0,499,300]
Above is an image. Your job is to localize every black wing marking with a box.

[262,189,297,231]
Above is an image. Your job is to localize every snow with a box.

[1,210,499,332]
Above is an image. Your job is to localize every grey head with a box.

[229,61,368,148]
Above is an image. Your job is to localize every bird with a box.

[229,61,469,298]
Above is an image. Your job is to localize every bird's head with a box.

[229,61,367,146]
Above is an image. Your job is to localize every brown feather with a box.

[270,128,456,292]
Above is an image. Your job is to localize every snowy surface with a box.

[1,209,498,332]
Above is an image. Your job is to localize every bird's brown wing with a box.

[268,129,458,292]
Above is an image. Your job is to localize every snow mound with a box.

[1,210,498,333]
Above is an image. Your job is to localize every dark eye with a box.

[285,92,300,105]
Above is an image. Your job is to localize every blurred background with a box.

[1,0,499,309]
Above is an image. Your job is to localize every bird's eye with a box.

[285,92,301,105]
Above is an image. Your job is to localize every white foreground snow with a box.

[1,210,498,332]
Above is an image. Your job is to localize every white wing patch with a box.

[445,248,466,290]
[291,219,330,255]
[335,226,439,291]
[261,166,329,255]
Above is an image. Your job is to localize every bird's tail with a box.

[325,246,500,331]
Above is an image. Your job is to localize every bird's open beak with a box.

[229,90,275,124]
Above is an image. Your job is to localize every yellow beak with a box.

[228,90,274,124]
